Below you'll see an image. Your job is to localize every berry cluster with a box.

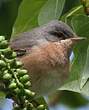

[0,36,47,110]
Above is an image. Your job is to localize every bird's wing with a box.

[10,28,49,57]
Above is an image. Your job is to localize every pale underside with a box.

[19,42,70,94]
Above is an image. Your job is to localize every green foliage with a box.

[38,0,65,25]
[0,0,22,40]
[12,0,47,35]
[62,0,80,14]
[60,14,89,96]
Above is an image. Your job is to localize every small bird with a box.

[10,20,85,95]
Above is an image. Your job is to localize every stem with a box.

[65,5,82,23]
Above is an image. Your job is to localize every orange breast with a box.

[19,42,70,94]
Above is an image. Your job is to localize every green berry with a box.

[9,82,17,89]
[0,60,6,68]
[3,73,12,80]
[0,40,8,49]
[27,103,33,109]
[12,52,17,58]
[18,82,24,89]
[37,105,45,110]
[23,108,27,110]
[8,59,16,68]
[20,75,29,83]
[0,36,5,42]
[16,61,22,68]
[17,69,28,76]
[3,70,8,74]
[24,81,31,88]
[14,88,21,94]
[24,89,35,97]
[2,47,12,58]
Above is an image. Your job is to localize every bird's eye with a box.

[14,49,26,57]
[49,31,67,40]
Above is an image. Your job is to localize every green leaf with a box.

[62,0,80,15]
[12,0,47,36]
[38,0,65,25]
[61,5,84,25]
[0,92,5,99]
[81,80,89,96]
[59,15,89,96]
[59,91,88,107]
[80,45,89,89]
[59,80,89,96]
[70,15,89,80]
[68,15,89,81]
[71,15,89,37]
[0,0,22,40]
[59,80,80,93]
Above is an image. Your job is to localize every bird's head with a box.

[43,20,77,41]
[44,20,86,56]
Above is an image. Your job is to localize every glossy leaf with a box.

[70,15,89,80]
[62,0,80,15]
[80,45,89,89]
[59,80,89,96]
[61,15,89,81]
[61,5,84,25]
[12,0,47,36]
[0,0,22,40]
[59,15,89,96]
[38,0,65,25]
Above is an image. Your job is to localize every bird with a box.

[10,20,85,95]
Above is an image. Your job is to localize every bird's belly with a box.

[39,71,62,94]
[31,68,69,95]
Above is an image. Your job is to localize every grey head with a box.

[42,20,77,42]
[10,20,76,49]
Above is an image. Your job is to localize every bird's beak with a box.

[61,36,86,49]
[70,36,86,41]
[69,36,86,45]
